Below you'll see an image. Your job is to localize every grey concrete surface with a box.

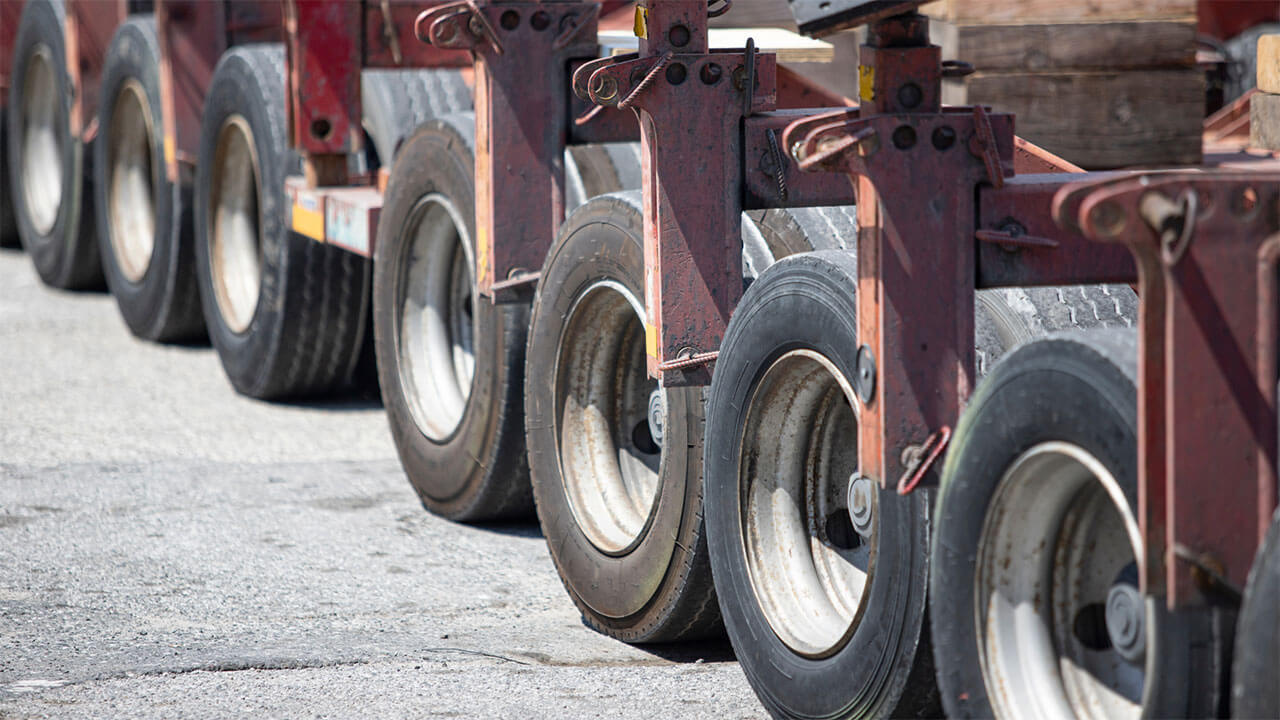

[0,247,762,719]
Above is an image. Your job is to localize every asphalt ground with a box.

[0,245,762,719]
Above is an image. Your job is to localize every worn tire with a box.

[361,69,471,170]
[373,113,532,521]
[93,15,203,342]
[525,192,721,642]
[372,114,633,522]
[1233,507,1280,719]
[6,0,102,288]
[194,45,368,399]
[705,249,940,718]
[931,330,1226,720]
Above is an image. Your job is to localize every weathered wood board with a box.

[930,19,1196,71]
[944,69,1204,167]
[921,0,1195,23]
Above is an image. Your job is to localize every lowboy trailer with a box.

[3,0,1280,718]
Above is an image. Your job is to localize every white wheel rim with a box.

[554,280,662,555]
[208,116,263,334]
[20,44,63,236]
[739,349,870,657]
[977,441,1146,720]
[107,79,157,283]
[397,194,475,442]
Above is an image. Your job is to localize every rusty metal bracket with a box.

[971,105,1005,190]
[897,426,951,495]
[1055,170,1280,607]
[658,351,720,373]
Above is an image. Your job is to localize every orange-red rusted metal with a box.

[580,0,777,385]
[1055,171,1280,608]
[158,1,282,184]
[0,1,25,102]
[784,13,1013,491]
[976,174,1137,288]
[66,1,129,141]
[419,0,603,299]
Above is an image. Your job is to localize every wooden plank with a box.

[944,68,1204,168]
[931,19,1195,72]
[597,28,835,63]
[1258,34,1280,94]
[922,0,1195,23]
[1251,91,1280,150]
[707,0,798,29]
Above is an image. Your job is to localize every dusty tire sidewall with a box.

[524,195,702,633]
[7,0,93,287]
[93,17,184,338]
[704,250,932,719]
[930,337,1143,718]
[372,120,521,520]
[194,46,291,395]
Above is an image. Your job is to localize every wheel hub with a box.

[1106,575,1146,664]
[847,474,875,538]
[739,349,870,658]
[646,389,665,449]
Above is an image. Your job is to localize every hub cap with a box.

[396,194,476,442]
[555,280,661,555]
[20,44,63,236]
[208,116,263,334]
[739,349,870,658]
[107,80,157,283]
[977,441,1146,720]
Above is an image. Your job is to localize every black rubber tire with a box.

[974,285,1137,377]
[194,44,369,399]
[0,112,18,247]
[361,69,471,171]
[1233,507,1280,719]
[738,209,1137,378]
[566,142,642,208]
[93,15,204,342]
[704,249,940,718]
[373,113,533,521]
[525,191,721,643]
[931,330,1225,719]
[6,0,102,289]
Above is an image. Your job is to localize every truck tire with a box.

[374,113,530,521]
[524,192,718,642]
[704,249,941,718]
[522,194,838,643]
[361,69,471,170]
[194,45,368,399]
[373,114,640,522]
[0,113,18,247]
[931,331,1226,720]
[1233,507,1280,719]
[93,15,203,342]
[6,0,102,288]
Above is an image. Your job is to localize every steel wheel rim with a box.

[208,116,262,334]
[739,349,870,658]
[107,79,157,283]
[397,193,475,442]
[977,441,1146,720]
[20,44,63,236]
[554,280,662,555]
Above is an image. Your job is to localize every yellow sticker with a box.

[645,323,657,358]
[633,6,648,39]
[859,65,875,102]
[163,133,175,167]
[291,201,325,241]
